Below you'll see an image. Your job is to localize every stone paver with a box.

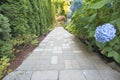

[59,70,86,80]
[31,71,58,80]
[3,71,32,80]
[3,27,120,80]
[51,56,58,64]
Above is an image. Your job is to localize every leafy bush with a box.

[0,0,55,78]
[0,14,11,40]
[67,0,120,63]
[0,14,13,58]
[0,0,55,52]
[0,57,10,79]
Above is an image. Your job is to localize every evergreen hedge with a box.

[0,0,55,78]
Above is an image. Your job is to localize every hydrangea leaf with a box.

[0,28,3,32]
[108,51,116,57]
[101,47,112,54]
[96,41,105,49]
[89,31,95,37]
[114,53,120,63]
[108,51,120,63]
[88,13,97,23]
[89,0,113,9]
[116,19,120,30]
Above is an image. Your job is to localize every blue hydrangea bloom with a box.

[70,0,83,12]
[107,2,113,8]
[68,0,83,18]
[68,11,73,19]
[70,1,83,12]
[94,23,116,43]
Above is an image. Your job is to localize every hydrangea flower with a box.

[70,1,83,12]
[68,11,73,19]
[107,2,113,8]
[68,0,83,18]
[94,23,116,43]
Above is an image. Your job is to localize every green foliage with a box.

[0,0,55,52]
[0,14,11,40]
[53,0,65,15]
[0,56,10,79]
[89,0,113,9]
[67,0,120,63]
[0,0,55,78]
[0,41,13,58]
[0,14,13,58]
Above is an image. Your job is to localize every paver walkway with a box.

[3,27,120,80]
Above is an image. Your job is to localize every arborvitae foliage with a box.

[0,0,55,79]
[0,0,55,57]
[0,14,13,58]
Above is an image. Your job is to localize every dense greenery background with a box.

[67,0,120,63]
[0,0,55,79]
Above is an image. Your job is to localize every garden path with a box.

[3,27,120,80]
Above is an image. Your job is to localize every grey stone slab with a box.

[17,64,50,71]
[17,65,38,71]
[62,50,73,54]
[57,55,64,64]
[107,62,120,72]
[99,70,120,80]
[53,47,62,50]
[26,55,41,60]
[73,50,82,54]
[34,65,50,70]
[51,56,58,64]
[31,71,58,80]
[53,50,62,54]
[82,70,102,80]
[3,71,32,80]
[64,60,72,69]
[63,53,74,56]
[62,48,73,51]
[59,70,87,80]
[63,55,75,60]
[43,48,52,51]
[49,64,65,70]
[38,43,46,47]
[71,60,80,69]
[95,63,111,70]
[40,51,52,56]
[62,44,70,48]
[33,48,44,52]
[36,59,50,65]
[39,55,51,60]
[79,63,96,70]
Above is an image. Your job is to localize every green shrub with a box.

[0,14,13,58]
[0,56,10,79]
[0,0,56,78]
[67,0,120,63]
